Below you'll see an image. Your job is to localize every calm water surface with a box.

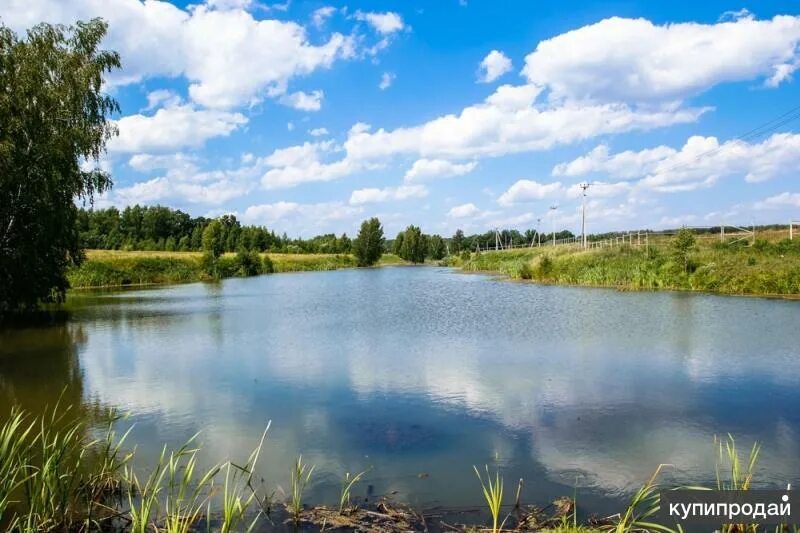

[1,267,799,515]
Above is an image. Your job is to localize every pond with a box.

[1,266,799,518]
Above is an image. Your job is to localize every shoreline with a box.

[64,241,800,300]
[454,265,800,301]
[66,250,407,290]
[445,238,800,299]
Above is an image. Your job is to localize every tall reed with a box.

[289,456,315,524]
[338,469,368,514]
[219,424,270,533]
[715,434,760,491]
[474,465,505,533]
[715,434,761,533]
[20,402,87,531]
[0,409,33,529]
[162,441,219,533]
[613,464,682,533]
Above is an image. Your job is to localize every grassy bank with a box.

[0,402,764,533]
[68,250,406,289]
[445,231,800,296]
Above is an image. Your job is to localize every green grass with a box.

[67,250,407,289]
[446,235,800,296]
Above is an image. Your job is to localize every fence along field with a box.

[474,223,799,252]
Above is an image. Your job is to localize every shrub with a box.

[235,249,262,277]
[538,255,553,276]
[518,262,533,280]
[217,256,238,278]
[671,228,696,273]
[262,255,274,274]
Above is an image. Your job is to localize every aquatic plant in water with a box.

[474,464,505,533]
[289,455,315,524]
[338,469,369,514]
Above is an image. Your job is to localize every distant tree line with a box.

[76,206,581,262]
[76,206,354,254]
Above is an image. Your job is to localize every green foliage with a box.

[428,234,447,260]
[235,249,263,277]
[392,232,404,256]
[77,205,360,254]
[68,256,203,287]
[451,229,465,253]
[0,19,120,314]
[518,261,533,280]
[353,217,385,267]
[399,225,427,263]
[261,254,274,274]
[68,251,363,288]
[538,255,554,276]
[671,228,697,273]
[202,220,225,259]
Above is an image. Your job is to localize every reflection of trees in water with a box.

[0,318,88,419]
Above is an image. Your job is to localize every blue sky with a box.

[4,0,800,237]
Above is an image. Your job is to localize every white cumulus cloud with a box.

[404,159,477,182]
[0,0,371,109]
[280,90,324,111]
[110,105,247,153]
[497,180,563,206]
[342,84,706,161]
[260,141,369,189]
[379,72,396,90]
[556,133,800,192]
[447,203,482,218]
[311,6,336,28]
[755,192,800,209]
[478,50,513,83]
[349,184,428,205]
[522,15,800,103]
[354,11,405,35]
[242,201,363,235]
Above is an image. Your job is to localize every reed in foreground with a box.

[0,401,789,533]
[474,464,505,533]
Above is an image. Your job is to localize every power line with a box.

[643,103,800,178]
[584,102,800,186]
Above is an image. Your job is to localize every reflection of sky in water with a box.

[1,267,799,514]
